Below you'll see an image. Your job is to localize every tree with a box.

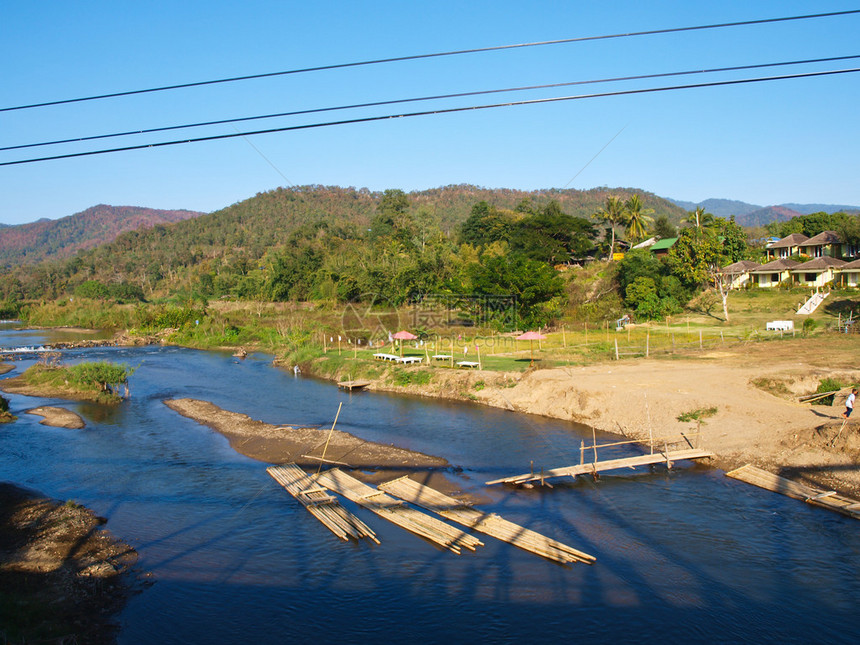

[370,189,413,244]
[623,195,654,243]
[667,227,722,288]
[459,201,515,247]
[653,214,677,239]
[470,254,565,328]
[681,206,716,232]
[838,214,860,253]
[714,216,748,264]
[591,196,627,259]
[509,202,595,264]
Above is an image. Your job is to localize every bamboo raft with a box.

[315,468,484,554]
[726,464,860,520]
[379,476,595,565]
[486,448,714,486]
[267,464,379,543]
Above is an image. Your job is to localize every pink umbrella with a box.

[391,330,417,356]
[516,331,547,365]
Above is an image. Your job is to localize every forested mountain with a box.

[667,197,860,225]
[780,203,860,215]
[0,205,205,267]
[735,205,803,228]
[668,198,762,219]
[0,185,683,306]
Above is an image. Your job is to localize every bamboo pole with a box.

[317,402,343,475]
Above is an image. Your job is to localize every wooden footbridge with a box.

[486,435,713,486]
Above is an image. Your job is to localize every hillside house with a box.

[839,258,860,287]
[797,230,844,259]
[649,237,677,257]
[750,258,799,287]
[790,256,846,287]
[719,260,760,289]
[766,233,809,259]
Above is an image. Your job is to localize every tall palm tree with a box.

[624,194,655,243]
[682,206,715,231]
[592,196,626,259]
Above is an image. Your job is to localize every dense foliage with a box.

[3,183,856,331]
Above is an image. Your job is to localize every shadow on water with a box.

[1,342,859,644]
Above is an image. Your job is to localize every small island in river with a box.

[26,406,86,429]
[164,398,452,486]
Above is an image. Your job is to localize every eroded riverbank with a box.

[292,336,860,497]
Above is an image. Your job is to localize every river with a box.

[0,327,857,644]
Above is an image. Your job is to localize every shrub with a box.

[815,378,844,406]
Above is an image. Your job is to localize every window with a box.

[805,273,816,283]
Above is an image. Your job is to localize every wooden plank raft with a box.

[379,476,595,565]
[267,464,379,543]
[315,468,484,555]
[726,464,860,520]
[486,448,714,486]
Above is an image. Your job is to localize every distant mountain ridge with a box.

[0,204,206,266]
[665,197,860,226]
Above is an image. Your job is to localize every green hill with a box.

[0,204,205,267]
[0,184,683,302]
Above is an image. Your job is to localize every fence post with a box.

[614,338,619,360]
[699,330,703,349]
[646,331,650,358]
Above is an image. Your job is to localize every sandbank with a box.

[164,398,454,488]
[26,406,86,429]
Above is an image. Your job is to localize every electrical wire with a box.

[4,53,858,153]
[2,8,858,113]
[2,66,858,167]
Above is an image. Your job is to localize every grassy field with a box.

[15,288,860,380]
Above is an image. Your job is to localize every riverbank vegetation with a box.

[0,184,855,375]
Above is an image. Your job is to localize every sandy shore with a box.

[338,336,860,496]
[0,483,139,643]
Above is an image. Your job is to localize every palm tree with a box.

[682,206,715,231]
[624,194,655,243]
[592,196,627,259]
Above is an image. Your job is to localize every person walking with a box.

[842,387,857,419]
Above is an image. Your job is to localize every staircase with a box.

[797,291,829,315]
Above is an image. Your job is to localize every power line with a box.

[4,54,859,153]
[2,8,859,113]
[3,66,857,168]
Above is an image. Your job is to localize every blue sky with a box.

[2,0,859,224]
